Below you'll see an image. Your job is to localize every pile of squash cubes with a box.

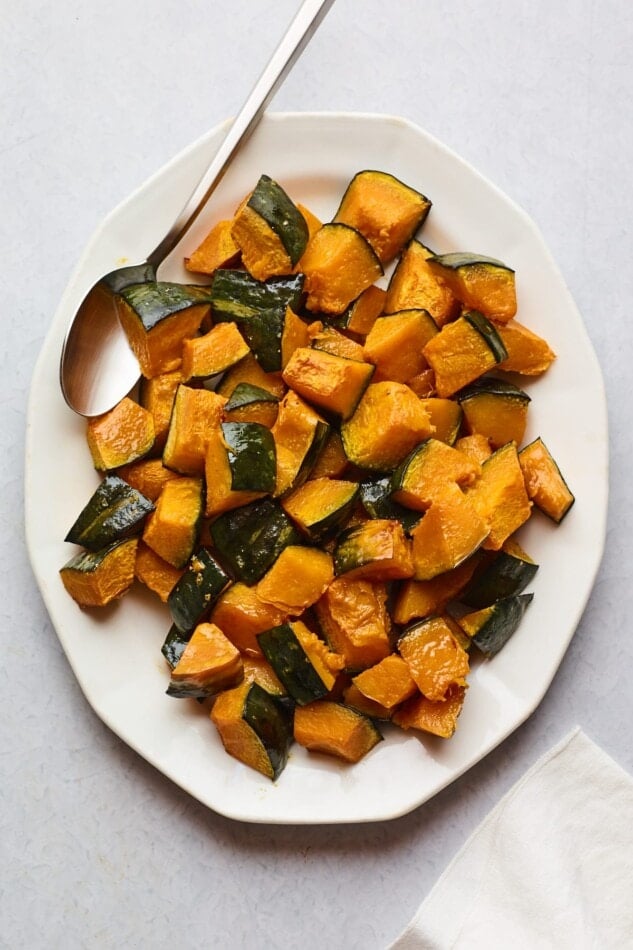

[61,170,574,780]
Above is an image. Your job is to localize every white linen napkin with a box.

[389,728,633,950]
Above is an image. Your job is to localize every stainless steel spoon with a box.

[60,0,335,417]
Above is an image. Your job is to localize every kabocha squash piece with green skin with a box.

[418,398,463,446]
[427,252,517,322]
[467,442,533,550]
[393,553,483,625]
[332,284,386,336]
[116,282,212,377]
[204,422,276,518]
[216,353,286,401]
[142,476,203,569]
[139,369,182,454]
[161,623,190,670]
[309,325,366,363]
[398,615,470,702]
[162,385,226,475]
[457,593,534,656]
[457,377,531,450]
[134,541,184,603]
[409,483,489,581]
[211,680,294,780]
[231,174,309,280]
[210,497,301,586]
[242,656,287,696]
[65,474,154,551]
[392,439,481,511]
[363,309,438,383]
[293,700,383,763]
[300,223,383,314]
[166,622,243,699]
[496,320,557,375]
[385,240,460,327]
[341,381,433,472]
[352,655,417,710]
[211,582,288,657]
[460,538,538,608]
[255,546,334,614]
[281,477,360,541]
[422,310,508,398]
[519,437,575,523]
[342,683,393,721]
[333,170,432,265]
[281,306,312,369]
[167,547,232,634]
[454,433,493,466]
[315,576,392,671]
[257,621,344,706]
[223,382,279,428]
[393,684,466,739]
[60,538,138,608]
[309,431,349,480]
[358,476,422,534]
[210,269,305,324]
[185,218,241,275]
[334,519,414,581]
[271,391,330,496]
[282,347,375,422]
[116,458,181,502]
[181,322,250,382]
[87,397,155,471]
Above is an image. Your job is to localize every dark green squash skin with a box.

[64,475,154,551]
[118,282,213,331]
[359,476,422,534]
[293,483,360,543]
[168,548,232,634]
[289,419,331,494]
[460,550,538,608]
[237,305,285,372]
[428,251,514,273]
[257,624,331,706]
[463,311,508,364]
[221,422,276,493]
[210,498,301,585]
[456,376,531,407]
[467,593,534,656]
[223,382,279,412]
[247,174,309,266]
[210,270,305,323]
[161,624,191,669]
[243,681,294,780]
[60,537,136,574]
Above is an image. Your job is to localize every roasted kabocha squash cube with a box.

[185,218,240,275]
[86,397,155,471]
[116,281,211,377]
[255,546,334,614]
[181,322,250,382]
[340,381,433,471]
[211,582,288,657]
[139,369,182,453]
[281,477,360,542]
[166,622,243,699]
[352,655,417,710]
[162,385,226,475]
[496,320,557,375]
[300,223,383,314]
[393,684,467,738]
[241,656,287,696]
[115,458,180,502]
[280,306,312,368]
[309,325,366,363]
[398,615,470,702]
[314,576,392,671]
[457,377,531,450]
[293,700,382,763]
[427,252,517,322]
[454,433,493,465]
[215,352,286,401]
[392,439,481,510]
[210,497,301,585]
[271,391,330,496]
[211,680,294,780]
[222,382,279,428]
[460,537,538,608]
[342,683,393,721]
[519,437,575,523]
[167,547,232,633]
[60,538,138,608]
[332,284,386,336]
[64,474,154,551]
[204,423,271,518]
[457,593,534,656]
[257,620,344,706]
[282,346,374,421]
[418,398,463,446]
[161,624,190,670]
[334,519,414,581]
[333,170,431,265]
[392,554,483,625]
[422,310,508,398]
[363,309,438,383]
[467,442,533,550]
[385,240,460,326]
[210,269,305,324]
[134,541,184,603]
[309,431,349,480]
[142,476,203,569]
[358,475,421,534]
[409,484,489,580]
[231,174,309,280]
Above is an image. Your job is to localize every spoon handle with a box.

[146,0,335,270]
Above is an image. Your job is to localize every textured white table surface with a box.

[3,2,632,947]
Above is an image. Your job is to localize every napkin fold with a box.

[389,729,633,950]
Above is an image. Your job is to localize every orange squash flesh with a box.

[496,320,557,375]
[231,203,294,281]
[242,656,286,695]
[215,353,286,401]
[134,541,184,602]
[315,576,392,671]
[170,622,243,692]
[271,391,329,497]
[363,309,438,383]
[142,476,202,568]
[519,437,574,523]
[467,442,533,550]
[428,258,517,323]
[115,458,181,502]
[204,425,267,518]
[398,615,470,702]
[454,433,493,466]
[423,316,504,397]
[309,325,367,363]
[419,398,462,445]
[255,546,334,614]
[460,391,530,450]
[87,397,155,471]
[339,284,386,336]
[335,519,414,582]
[341,381,433,471]
[211,583,287,657]
[117,297,209,378]
[139,369,182,454]
[282,346,374,421]
[393,439,482,511]
[60,538,138,608]
[410,484,489,580]
[293,700,382,763]
[342,682,393,720]
[181,322,250,381]
[281,307,311,369]
[352,654,417,709]
[185,218,240,275]
[300,223,383,314]
[162,386,227,475]
[393,554,482,625]
[210,681,277,779]
[393,684,467,738]
[406,368,437,398]
[385,240,460,326]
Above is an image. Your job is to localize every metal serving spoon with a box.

[60,0,335,417]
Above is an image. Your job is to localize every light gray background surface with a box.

[3,1,632,947]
